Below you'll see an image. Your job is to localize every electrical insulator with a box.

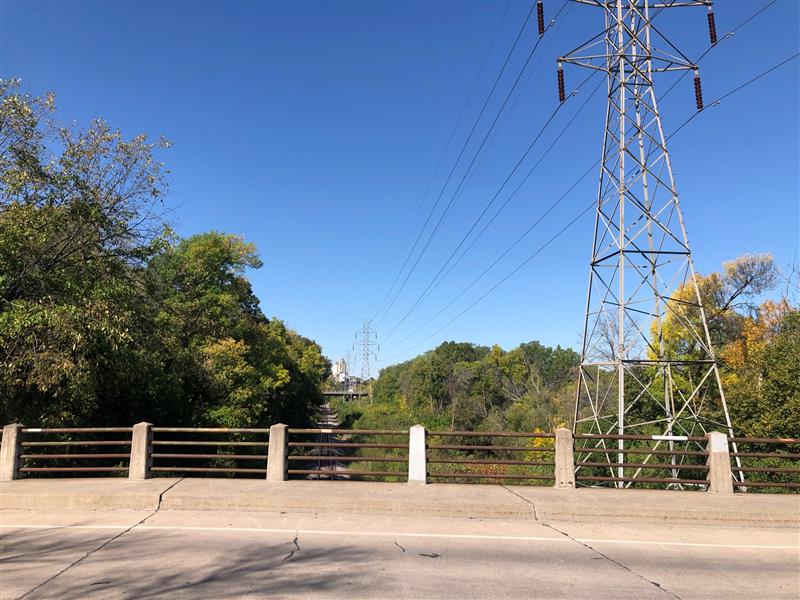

[537,1,545,36]
[707,7,718,45]
[557,63,565,102]
[693,69,704,110]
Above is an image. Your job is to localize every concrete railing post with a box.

[129,422,153,480]
[554,427,575,489]
[0,424,24,481]
[408,424,427,484]
[706,431,733,494]
[267,423,288,482]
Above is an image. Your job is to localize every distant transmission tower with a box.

[559,1,737,483]
[354,320,379,395]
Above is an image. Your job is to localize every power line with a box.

[381,71,602,344]
[371,2,538,324]
[668,50,800,139]
[375,1,570,329]
[383,49,799,363]
[369,1,513,320]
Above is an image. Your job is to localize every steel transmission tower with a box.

[559,1,737,482]
[354,320,379,393]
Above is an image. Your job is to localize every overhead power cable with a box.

[369,1,513,320]
[375,1,570,329]
[371,2,538,324]
[383,50,799,362]
[381,71,603,344]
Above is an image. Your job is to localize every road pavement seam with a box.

[542,523,682,599]
[281,531,301,561]
[15,478,185,600]
[500,484,538,520]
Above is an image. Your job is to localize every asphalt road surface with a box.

[1,509,798,599]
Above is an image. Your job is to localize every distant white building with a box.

[332,358,348,383]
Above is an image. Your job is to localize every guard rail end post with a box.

[408,424,427,484]
[129,422,153,480]
[0,423,24,481]
[554,427,575,489]
[267,423,288,482]
[706,431,733,494]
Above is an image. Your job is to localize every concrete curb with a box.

[1,479,797,525]
[0,478,181,511]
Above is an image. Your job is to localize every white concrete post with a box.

[0,424,24,481]
[267,424,288,482]
[706,431,734,494]
[408,424,427,484]
[554,427,575,489]
[129,422,153,480]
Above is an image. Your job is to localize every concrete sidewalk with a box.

[1,478,798,524]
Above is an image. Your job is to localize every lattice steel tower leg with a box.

[558,0,737,486]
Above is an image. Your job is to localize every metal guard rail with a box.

[573,432,710,487]
[19,427,133,474]
[286,428,408,480]
[151,427,269,476]
[728,437,800,490]
[2,424,797,492]
[426,431,555,484]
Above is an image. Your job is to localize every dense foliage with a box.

[0,80,329,428]
[338,340,579,433]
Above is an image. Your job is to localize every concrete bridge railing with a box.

[4,423,794,493]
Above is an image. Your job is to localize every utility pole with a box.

[559,1,737,486]
[354,320,379,400]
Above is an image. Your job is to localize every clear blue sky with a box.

[3,1,798,373]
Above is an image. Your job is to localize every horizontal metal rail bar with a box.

[735,466,800,474]
[575,433,707,442]
[288,429,407,435]
[576,447,707,457]
[152,441,266,447]
[21,441,131,447]
[576,475,708,485]
[427,444,551,452]
[728,437,800,444]
[288,456,407,463]
[427,472,553,480]
[733,481,800,489]
[151,467,266,474]
[151,453,267,461]
[428,458,553,466]
[577,461,708,470]
[21,428,132,433]
[730,452,800,459]
[288,442,408,450]
[428,431,554,438]
[288,469,404,477]
[19,467,129,472]
[20,454,129,460]
[152,428,270,433]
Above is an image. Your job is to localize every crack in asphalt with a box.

[541,523,681,599]
[281,532,301,562]
[500,484,539,520]
[18,478,186,599]
[393,540,406,553]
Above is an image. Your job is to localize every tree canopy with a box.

[0,79,329,428]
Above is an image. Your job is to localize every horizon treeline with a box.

[342,254,799,439]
